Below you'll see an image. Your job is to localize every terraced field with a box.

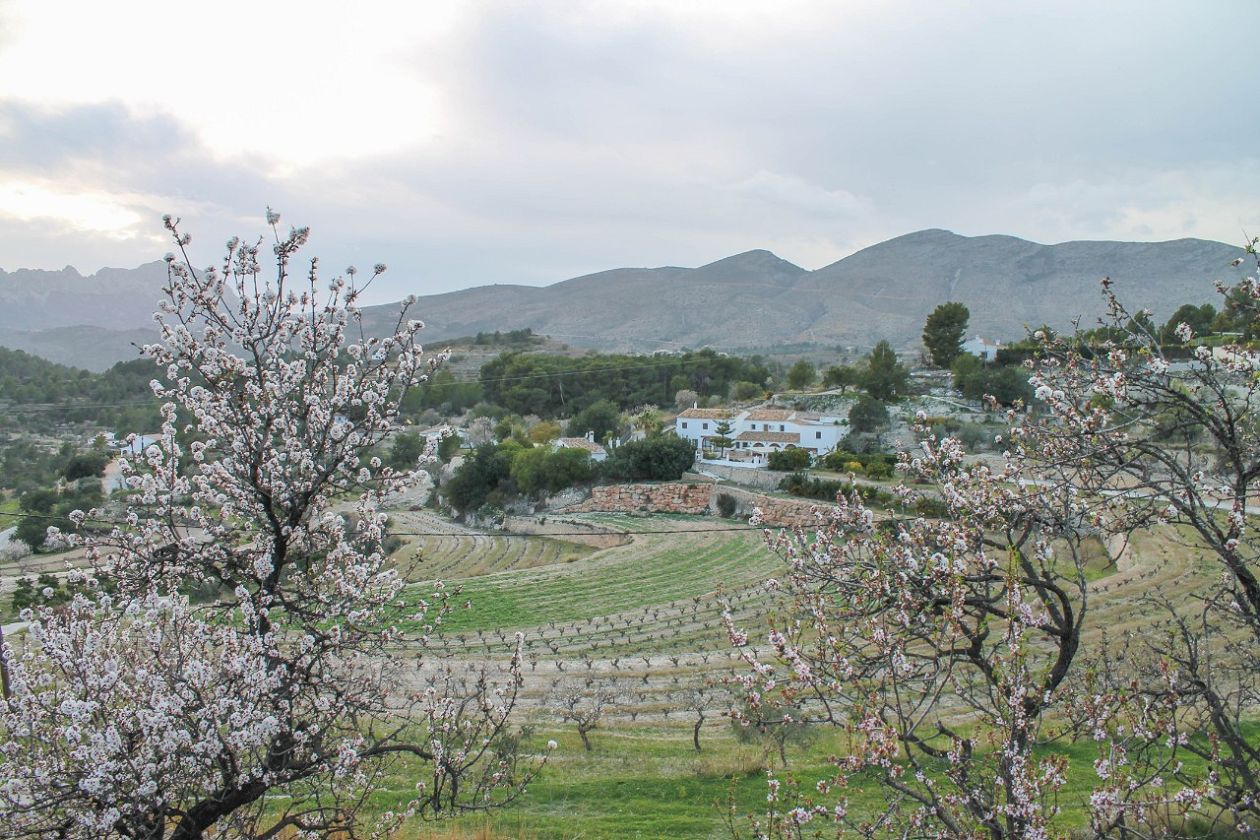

[387,512,786,724]
[387,510,598,580]
[376,501,1234,839]
[407,526,776,634]
[388,502,1227,727]
[0,492,1233,839]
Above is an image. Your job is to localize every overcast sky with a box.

[0,0,1256,301]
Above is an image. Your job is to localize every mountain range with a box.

[0,230,1246,370]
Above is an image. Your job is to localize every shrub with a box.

[820,450,895,473]
[956,422,995,450]
[950,354,1033,406]
[602,435,695,481]
[716,493,737,518]
[863,459,894,480]
[779,473,895,508]
[61,452,109,482]
[767,448,811,471]
[510,446,593,497]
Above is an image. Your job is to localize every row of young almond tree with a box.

[0,213,1256,839]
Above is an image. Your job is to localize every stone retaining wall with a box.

[560,481,842,529]
[561,482,713,515]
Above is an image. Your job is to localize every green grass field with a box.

[342,719,1238,840]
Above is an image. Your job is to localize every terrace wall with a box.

[560,481,842,529]
[561,482,712,515]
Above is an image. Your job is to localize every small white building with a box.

[962,335,1003,362]
[553,431,608,462]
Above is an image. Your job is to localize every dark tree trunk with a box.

[0,623,11,701]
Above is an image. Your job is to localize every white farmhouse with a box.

[733,407,845,458]
[674,405,846,463]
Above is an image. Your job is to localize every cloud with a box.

[1015,162,1260,245]
[0,1,455,165]
[730,170,869,218]
[0,180,144,236]
[0,0,1256,301]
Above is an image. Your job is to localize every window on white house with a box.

[702,422,709,430]
[816,431,822,439]
[681,421,688,429]
[779,424,785,431]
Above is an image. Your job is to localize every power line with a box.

[0,507,764,538]
[1,399,156,412]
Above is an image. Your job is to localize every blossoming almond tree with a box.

[0,212,542,839]
[727,419,1109,840]
[1024,252,1260,835]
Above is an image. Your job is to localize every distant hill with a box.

[357,232,1246,353]
[0,232,1247,370]
[0,261,168,331]
[0,325,158,370]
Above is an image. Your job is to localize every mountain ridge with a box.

[0,230,1247,370]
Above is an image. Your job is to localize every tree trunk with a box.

[692,717,703,751]
[0,623,11,700]
[578,725,592,751]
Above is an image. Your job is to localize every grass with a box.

[333,719,1242,840]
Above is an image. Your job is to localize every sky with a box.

[0,0,1256,302]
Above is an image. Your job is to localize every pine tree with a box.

[922,301,970,368]
[862,340,909,401]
